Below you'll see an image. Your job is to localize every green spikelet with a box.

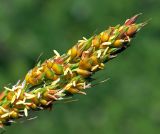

[0,14,146,128]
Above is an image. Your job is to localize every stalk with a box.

[0,14,146,128]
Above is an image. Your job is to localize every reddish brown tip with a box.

[125,13,142,25]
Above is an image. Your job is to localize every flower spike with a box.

[0,14,146,128]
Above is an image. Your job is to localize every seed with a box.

[90,55,99,66]
[44,66,55,80]
[70,46,78,59]
[0,109,4,115]
[67,87,78,94]
[28,77,38,85]
[126,24,138,36]
[52,63,63,75]
[11,111,18,118]
[40,99,47,106]
[30,103,37,109]
[79,58,92,71]
[113,40,124,48]
[76,68,92,78]
[46,60,53,68]
[7,92,14,101]
[32,97,39,105]
[101,32,109,42]
[92,36,100,48]
[43,91,49,98]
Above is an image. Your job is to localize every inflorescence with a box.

[0,14,146,128]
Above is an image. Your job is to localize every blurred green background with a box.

[0,0,160,134]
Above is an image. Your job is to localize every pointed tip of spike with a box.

[125,13,143,25]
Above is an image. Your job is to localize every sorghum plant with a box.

[0,14,146,128]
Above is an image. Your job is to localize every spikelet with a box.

[0,14,146,128]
